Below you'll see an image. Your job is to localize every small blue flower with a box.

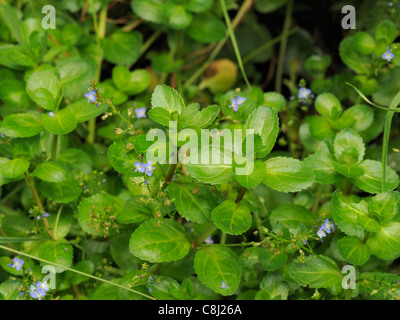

[143,180,148,186]
[298,87,312,100]
[321,219,335,234]
[317,228,326,240]
[134,161,144,173]
[303,240,307,245]
[11,257,24,271]
[37,216,41,220]
[42,212,50,218]
[204,236,214,244]
[148,276,154,284]
[30,285,45,300]
[219,281,229,289]
[135,107,147,119]
[382,48,395,62]
[148,288,152,293]
[47,111,55,118]
[84,90,97,103]
[144,161,155,177]
[36,281,50,293]
[229,95,246,112]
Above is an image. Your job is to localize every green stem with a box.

[51,134,58,161]
[242,27,298,64]
[275,0,293,92]
[140,31,162,56]
[87,5,108,144]
[192,223,218,248]
[54,205,63,240]
[219,0,251,89]
[235,187,247,204]
[0,244,155,300]
[382,112,394,192]
[183,0,252,89]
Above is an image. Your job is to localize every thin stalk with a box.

[235,187,247,204]
[275,0,294,92]
[192,223,218,248]
[51,134,58,161]
[183,0,252,89]
[87,5,108,144]
[54,205,63,240]
[140,31,162,56]
[0,244,155,300]
[219,0,251,89]
[24,172,54,240]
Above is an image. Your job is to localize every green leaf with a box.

[211,200,252,235]
[152,54,184,73]
[0,158,30,179]
[39,241,73,273]
[68,261,95,285]
[0,79,30,106]
[341,104,374,132]
[194,245,242,296]
[353,32,376,55]
[339,37,370,74]
[151,84,185,115]
[0,45,36,69]
[148,107,172,127]
[242,247,288,271]
[26,70,61,110]
[304,141,340,184]
[56,58,96,99]
[163,2,192,30]
[43,108,77,135]
[235,159,265,188]
[375,20,398,45]
[269,204,316,235]
[108,140,141,177]
[367,222,400,261]
[351,160,399,194]
[368,191,400,224]
[131,0,166,24]
[112,66,150,95]
[259,273,289,300]
[263,92,286,112]
[186,0,213,12]
[117,197,153,224]
[338,236,370,265]
[102,31,143,66]
[0,1,23,44]
[309,116,336,139]
[129,219,190,263]
[66,99,109,123]
[31,161,68,182]
[0,113,43,138]
[262,157,314,193]
[187,13,226,44]
[40,179,82,203]
[185,147,234,184]
[254,0,288,13]
[0,280,22,300]
[178,103,220,129]
[169,181,217,224]
[289,255,342,288]
[334,129,365,166]
[78,193,125,236]
[244,106,279,158]
[315,93,343,120]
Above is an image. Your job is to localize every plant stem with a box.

[183,0,252,89]
[54,205,63,240]
[192,223,218,248]
[87,5,108,144]
[24,172,54,240]
[51,134,58,161]
[219,0,251,89]
[0,244,155,300]
[275,0,293,92]
[235,187,247,204]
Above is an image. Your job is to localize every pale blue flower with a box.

[42,212,50,218]
[144,161,155,176]
[11,257,24,271]
[298,87,312,100]
[219,281,229,289]
[29,285,45,300]
[47,112,55,118]
[135,107,147,119]
[84,90,97,103]
[317,228,326,239]
[36,281,50,293]
[134,161,144,173]
[229,95,246,112]
[382,48,395,62]
[204,236,214,244]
